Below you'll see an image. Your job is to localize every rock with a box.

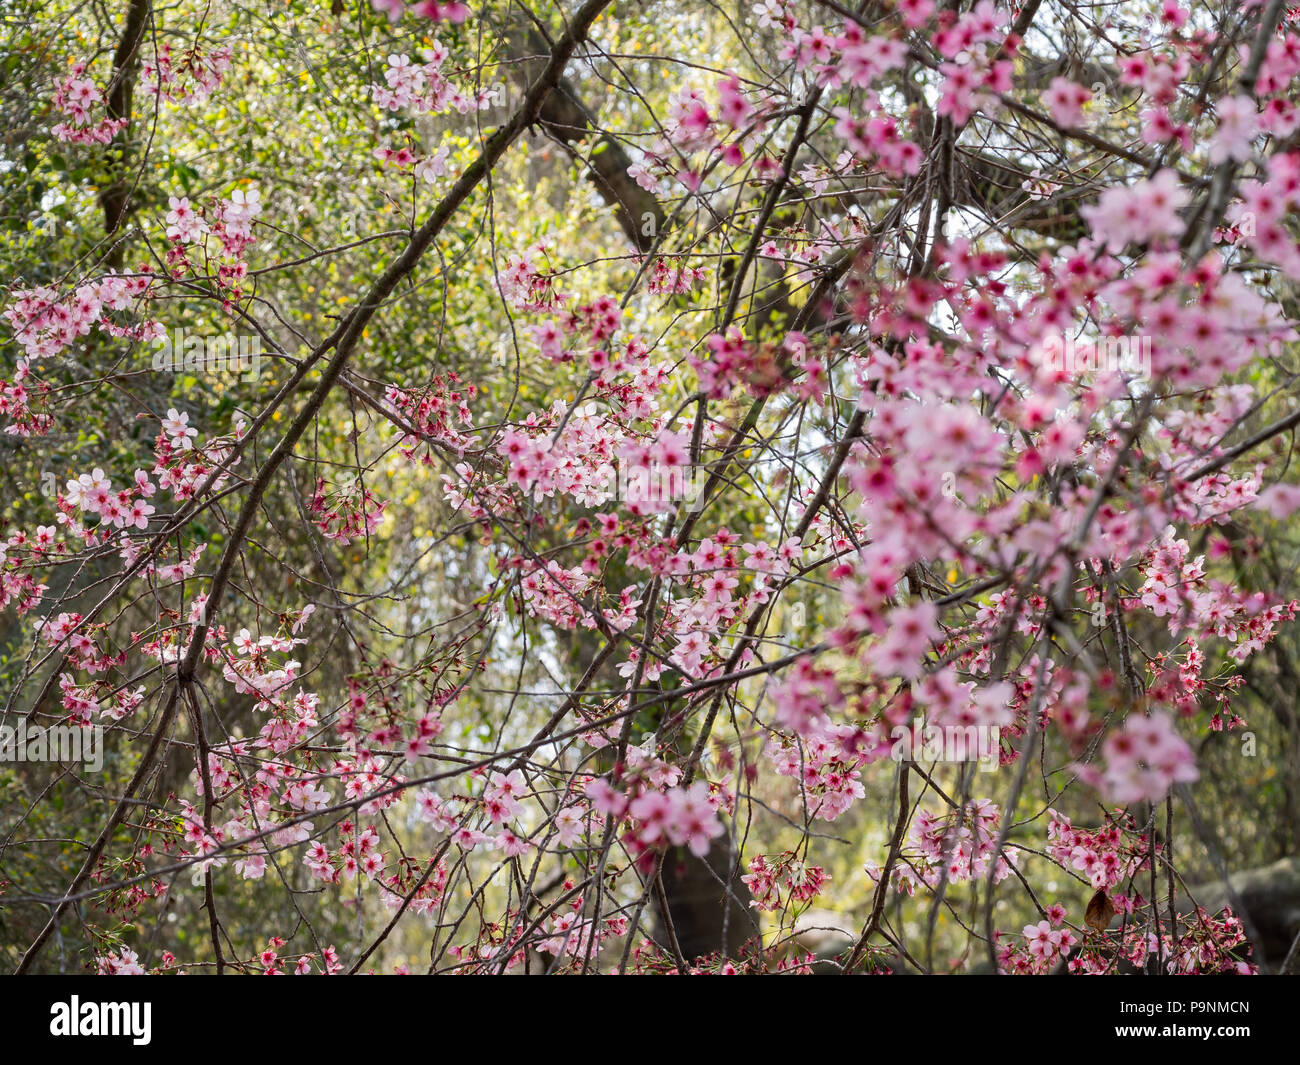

[1185,856,1300,970]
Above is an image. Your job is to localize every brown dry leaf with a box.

[1084,888,1116,931]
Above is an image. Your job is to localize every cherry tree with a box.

[3,0,1300,975]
